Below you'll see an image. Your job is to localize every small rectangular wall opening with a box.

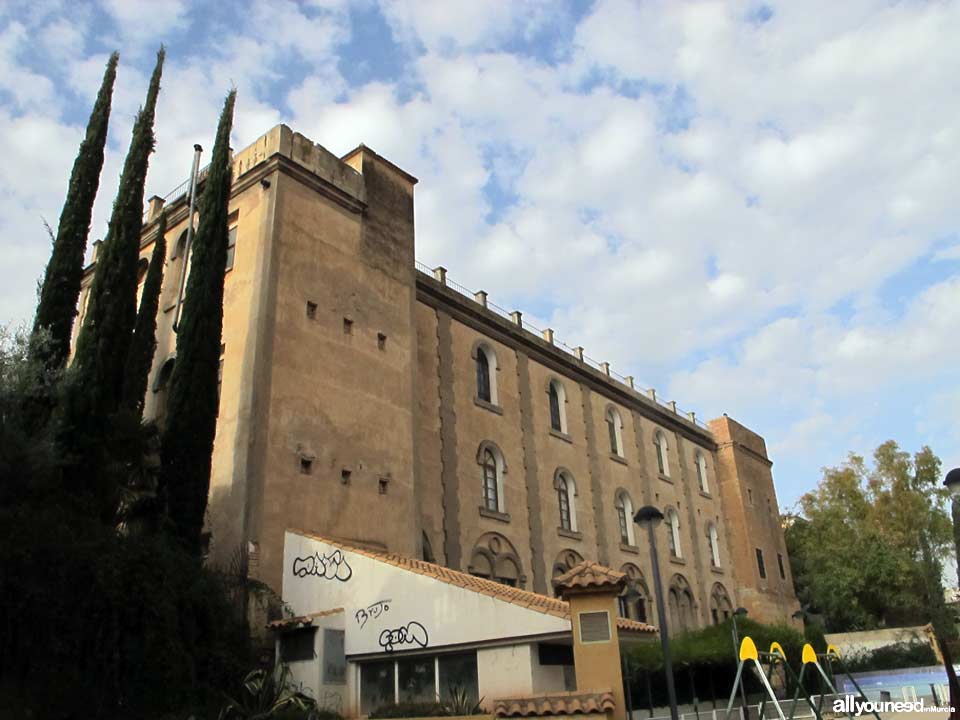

[378,478,389,495]
[279,627,316,663]
[300,457,313,475]
[306,301,317,319]
[343,317,354,334]
[377,332,387,350]
[341,469,352,485]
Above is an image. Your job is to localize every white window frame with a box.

[606,406,624,457]
[667,508,682,558]
[655,431,670,477]
[616,491,635,545]
[480,443,507,514]
[708,523,720,567]
[696,452,709,493]
[549,379,567,434]
[558,471,578,532]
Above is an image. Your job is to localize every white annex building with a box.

[274,530,657,719]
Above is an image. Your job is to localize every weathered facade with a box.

[75,124,800,627]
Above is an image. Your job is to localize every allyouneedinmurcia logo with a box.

[833,696,953,716]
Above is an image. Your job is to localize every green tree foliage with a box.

[60,48,164,521]
[31,52,118,372]
[161,90,236,553]
[121,212,167,417]
[0,326,59,506]
[69,47,165,421]
[784,441,952,632]
[1,51,258,719]
[0,328,252,719]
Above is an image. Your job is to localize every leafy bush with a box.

[629,617,805,670]
[0,502,251,719]
[219,663,320,720]
[840,640,937,673]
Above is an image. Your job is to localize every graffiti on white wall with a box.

[292,549,353,581]
[356,600,391,628]
[378,621,429,652]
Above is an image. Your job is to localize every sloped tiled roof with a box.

[267,607,344,630]
[288,529,656,635]
[552,562,626,594]
[493,690,616,717]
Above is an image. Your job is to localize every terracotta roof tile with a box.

[493,691,616,717]
[288,530,656,635]
[552,562,626,594]
[267,607,344,630]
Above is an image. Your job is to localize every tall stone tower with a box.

[710,415,801,624]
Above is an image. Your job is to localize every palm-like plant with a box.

[218,662,316,720]
[442,686,484,716]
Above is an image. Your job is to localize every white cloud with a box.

[2,0,960,506]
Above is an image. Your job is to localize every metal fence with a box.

[414,262,709,431]
[141,163,211,223]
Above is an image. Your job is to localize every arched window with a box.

[707,522,721,568]
[152,357,176,427]
[481,448,498,511]
[552,549,584,597]
[470,533,525,588]
[710,583,733,624]
[654,431,670,476]
[548,380,566,433]
[555,470,578,532]
[478,442,506,514]
[172,228,189,260]
[666,507,682,558]
[606,406,624,457]
[475,343,498,405]
[615,490,635,546]
[135,257,149,310]
[669,575,696,631]
[696,452,709,493]
[618,564,649,623]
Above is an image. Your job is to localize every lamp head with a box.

[791,609,805,620]
[735,607,749,617]
[945,468,960,497]
[633,505,664,528]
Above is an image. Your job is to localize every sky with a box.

[1,0,959,510]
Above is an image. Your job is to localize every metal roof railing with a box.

[414,262,710,431]
[141,163,211,223]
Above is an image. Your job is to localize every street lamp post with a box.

[634,506,679,720]
[731,607,750,720]
[621,585,643,719]
[940,469,960,719]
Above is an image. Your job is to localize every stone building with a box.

[75,124,800,628]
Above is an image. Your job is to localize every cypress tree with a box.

[69,46,165,422]
[59,48,164,521]
[160,90,236,553]
[121,212,167,417]
[31,52,118,371]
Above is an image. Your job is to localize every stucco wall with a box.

[477,645,535,700]
[81,123,797,628]
[282,612,348,714]
[282,532,570,657]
